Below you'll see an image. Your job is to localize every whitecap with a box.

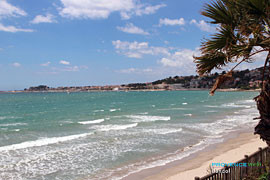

[182,103,188,105]
[93,123,138,131]
[110,108,120,112]
[0,123,27,127]
[0,116,20,120]
[139,112,149,115]
[127,115,171,122]
[184,114,192,117]
[221,103,251,108]
[204,105,219,108]
[78,119,104,125]
[145,128,183,135]
[93,110,104,112]
[0,132,93,152]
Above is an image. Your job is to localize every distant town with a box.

[6,66,267,93]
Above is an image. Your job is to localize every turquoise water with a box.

[0,91,259,180]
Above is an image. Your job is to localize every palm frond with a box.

[194,51,228,75]
[201,0,234,25]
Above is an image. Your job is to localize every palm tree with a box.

[194,0,270,145]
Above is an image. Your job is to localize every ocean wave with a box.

[0,116,21,120]
[78,119,104,125]
[158,107,188,111]
[0,132,93,152]
[139,112,149,115]
[145,128,183,135]
[204,105,219,108]
[184,107,259,136]
[0,116,7,120]
[93,123,138,131]
[205,102,253,109]
[221,103,252,108]
[205,110,217,113]
[93,109,105,112]
[108,136,223,180]
[110,108,121,112]
[240,99,254,103]
[127,115,171,122]
[184,114,192,117]
[0,123,27,127]
[182,102,188,105]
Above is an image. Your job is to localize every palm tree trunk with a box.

[254,52,270,146]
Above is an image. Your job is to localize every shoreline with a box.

[123,130,266,180]
[0,88,260,93]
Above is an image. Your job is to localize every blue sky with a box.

[0,0,266,90]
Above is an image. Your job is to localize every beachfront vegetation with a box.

[194,0,270,164]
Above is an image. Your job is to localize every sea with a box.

[0,91,259,180]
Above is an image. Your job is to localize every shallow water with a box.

[0,91,259,180]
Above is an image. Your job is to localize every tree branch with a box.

[261,51,270,91]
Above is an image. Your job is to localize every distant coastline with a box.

[2,66,265,93]
[2,88,260,93]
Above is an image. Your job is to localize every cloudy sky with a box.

[0,0,266,90]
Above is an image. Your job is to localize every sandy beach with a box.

[124,131,266,180]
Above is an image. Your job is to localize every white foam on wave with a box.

[93,109,104,112]
[0,123,27,127]
[145,128,183,135]
[184,106,259,136]
[205,110,217,113]
[93,123,138,131]
[182,103,188,105]
[241,99,254,103]
[109,137,223,180]
[184,114,192,117]
[204,105,219,108]
[0,116,20,120]
[158,107,188,111]
[127,115,171,122]
[205,100,255,109]
[221,103,251,108]
[110,108,120,112]
[159,129,182,135]
[78,119,105,125]
[139,112,149,115]
[0,132,93,152]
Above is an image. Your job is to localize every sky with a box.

[0,0,267,90]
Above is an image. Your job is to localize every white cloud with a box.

[120,4,166,20]
[41,62,51,66]
[134,4,166,16]
[62,65,79,72]
[31,14,56,24]
[12,62,21,67]
[112,40,170,58]
[59,60,70,65]
[190,19,216,33]
[117,68,153,74]
[51,65,88,72]
[0,0,26,18]
[160,48,200,74]
[59,0,165,20]
[117,23,149,35]
[0,23,33,33]
[159,18,185,26]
